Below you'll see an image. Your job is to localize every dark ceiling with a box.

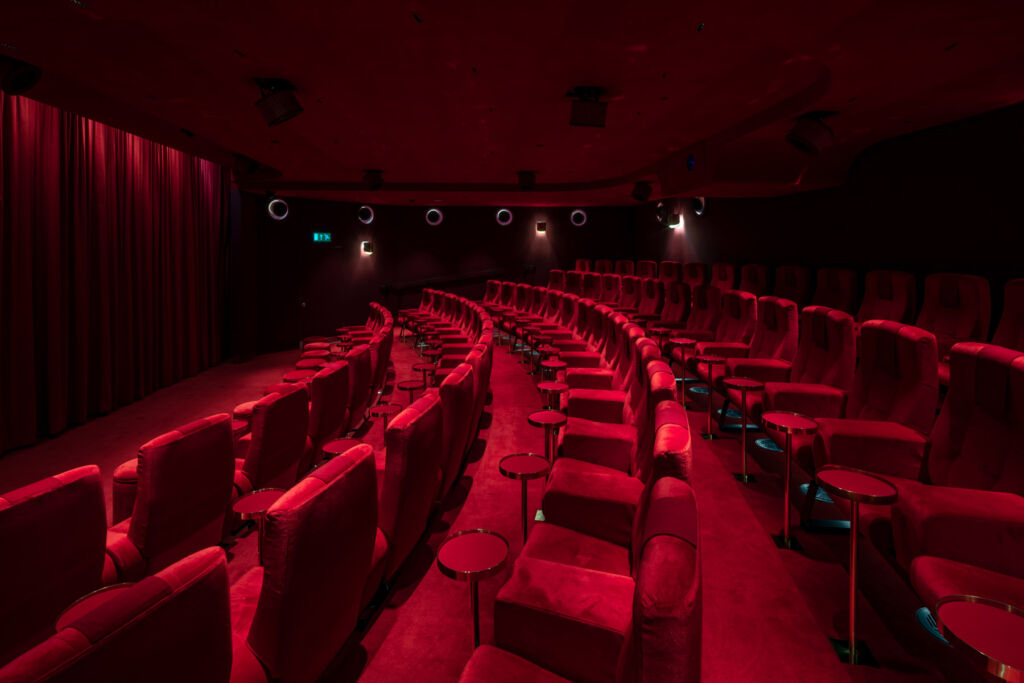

[4,0,1024,205]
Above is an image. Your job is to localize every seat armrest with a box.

[764,382,847,419]
[726,358,791,384]
[695,341,750,358]
[111,459,140,525]
[559,351,603,369]
[559,420,636,473]
[894,486,1024,580]
[565,368,615,390]
[567,389,626,423]
[813,419,928,480]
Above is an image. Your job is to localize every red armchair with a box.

[916,272,991,359]
[856,269,916,327]
[614,259,634,276]
[772,265,811,307]
[710,262,735,290]
[599,273,621,304]
[681,290,758,380]
[811,267,858,314]
[681,262,706,289]
[658,260,682,284]
[437,362,475,498]
[991,278,1024,351]
[615,275,641,313]
[232,387,311,498]
[738,264,770,296]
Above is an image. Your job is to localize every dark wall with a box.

[230,197,637,355]
[636,102,1024,326]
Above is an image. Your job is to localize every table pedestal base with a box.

[771,533,803,551]
[829,637,878,667]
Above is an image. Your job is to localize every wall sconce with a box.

[361,240,374,255]
[536,221,547,234]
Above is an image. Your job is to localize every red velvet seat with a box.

[614,259,634,276]
[304,361,351,465]
[230,448,377,683]
[615,275,641,312]
[0,466,107,666]
[681,262,706,289]
[710,262,735,290]
[632,277,663,321]
[636,260,657,279]
[0,547,232,683]
[581,271,602,300]
[547,269,566,291]
[232,388,311,498]
[738,264,770,296]
[856,269,916,326]
[564,270,584,296]
[665,285,722,364]
[992,278,1024,351]
[916,272,991,358]
[649,282,690,329]
[680,290,757,378]
[697,296,798,389]
[910,556,1024,623]
[593,259,612,274]
[574,258,592,272]
[811,267,858,314]
[378,393,445,581]
[493,477,701,683]
[658,260,682,284]
[811,321,938,484]
[436,362,475,497]
[599,273,621,303]
[482,279,502,305]
[772,265,811,307]
[343,343,373,433]
[106,414,235,583]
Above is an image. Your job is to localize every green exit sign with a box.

[312,232,332,243]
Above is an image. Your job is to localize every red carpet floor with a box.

[0,332,949,681]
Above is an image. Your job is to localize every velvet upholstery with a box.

[547,269,566,291]
[856,270,916,324]
[105,414,235,583]
[594,259,613,274]
[992,278,1024,351]
[710,263,735,290]
[575,258,592,272]
[565,270,584,296]
[0,466,107,667]
[684,290,757,377]
[636,260,657,279]
[600,273,622,304]
[916,272,991,356]
[233,388,311,496]
[0,548,232,683]
[615,260,635,276]
[680,262,706,288]
[305,361,351,465]
[635,278,663,319]
[617,276,641,312]
[772,265,811,307]
[738,264,770,296]
[437,363,475,497]
[910,556,1024,616]
[811,267,857,314]
[231,449,377,683]
[582,272,603,301]
[343,344,373,433]
[666,286,722,365]
[379,392,445,579]
[657,261,681,284]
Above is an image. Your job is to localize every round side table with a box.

[693,355,727,439]
[295,358,326,371]
[422,347,443,365]
[397,379,424,403]
[527,409,567,467]
[412,361,437,388]
[817,465,897,665]
[57,583,135,630]
[499,453,550,544]
[322,437,362,461]
[540,358,567,382]
[936,595,1024,681]
[282,369,316,384]
[436,529,509,648]
[233,488,287,566]
[721,377,765,483]
[762,410,818,551]
[537,381,568,410]
[369,402,402,429]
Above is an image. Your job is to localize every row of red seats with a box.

[0,296,494,681]
[466,284,702,681]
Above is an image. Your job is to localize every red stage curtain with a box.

[0,93,229,454]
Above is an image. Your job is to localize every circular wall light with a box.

[495,208,513,226]
[570,209,587,226]
[693,197,707,216]
[357,205,374,224]
[266,197,289,221]
[425,208,444,226]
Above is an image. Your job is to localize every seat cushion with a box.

[460,645,569,683]
[495,556,634,683]
[541,458,644,547]
[911,555,1024,612]
[559,418,637,473]
[763,382,846,419]
[521,522,631,576]
[361,527,389,609]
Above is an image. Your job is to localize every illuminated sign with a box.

[312,232,332,243]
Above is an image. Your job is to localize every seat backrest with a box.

[714,290,757,344]
[344,344,373,430]
[581,272,602,300]
[772,265,811,307]
[619,276,641,309]
[923,343,1024,496]
[993,278,1024,351]
[483,279,501,303]
[575,258,592,272]
[547,269,566,291]
[636,260,658,279]
[637,278,664,317]
[620,477,701,683]
[738,264,770,296]
[499,281,517,306]
[242,388,310,490]
[748,296,799,361]
[437,363,476,497]
[681,263,707,288]
[850,321,938,434]
[0,547,232,683]
[710,263,735,290]
[245,447,377,683]
[0,466,107,667]
[128,415,234,573]
[686,286,722,333]
[594,259,613,274]
[660,282,691,325]
[658,261,682,284]
[379,393,444,578]
[790,306,856,390]
[634,360,679,476]
[615,260,635,276]
[811,267,858,314]
[857,270,916,324]
[600,273,622,303]
[564,270,584,296]
[916,273,991,355]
